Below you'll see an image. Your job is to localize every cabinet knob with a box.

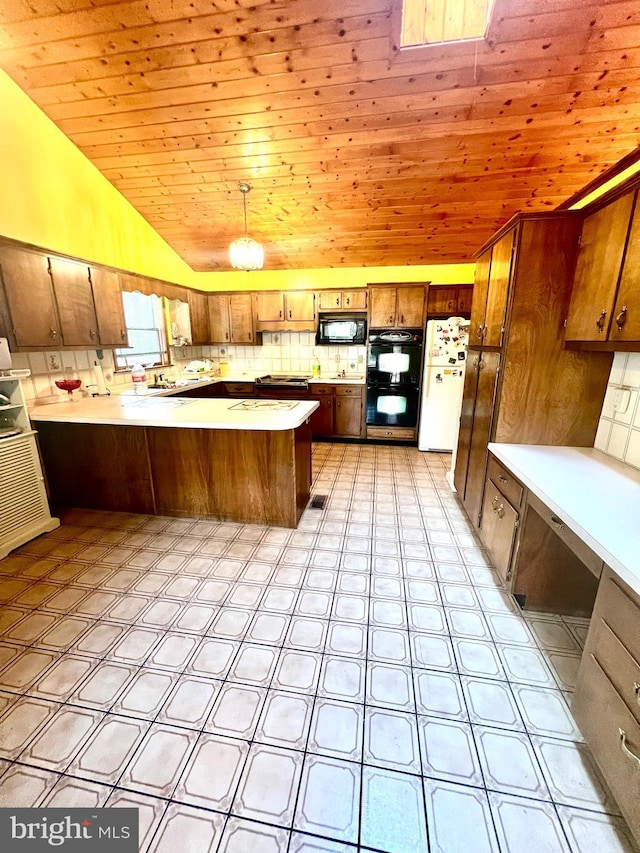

[615,305,628,331]
[596,310,607,333]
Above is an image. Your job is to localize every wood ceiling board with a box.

[0,0,639,270]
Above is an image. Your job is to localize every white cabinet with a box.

[0,374,59,558]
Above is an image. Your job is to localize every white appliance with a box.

[418,317,469,452]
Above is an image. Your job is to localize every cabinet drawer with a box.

[225,383,254,395]
[367,426,415,441]
[486,455,523,508]
[335,385,363,397]
[526,491,603,579]
[590,618,640,726]
[573,653,640,841]
[592,570,640,665]
[310,384,334,396]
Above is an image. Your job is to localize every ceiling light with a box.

[229,182,264,270]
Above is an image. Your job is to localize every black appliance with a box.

[316,314,367,346]
[366,329,424,429]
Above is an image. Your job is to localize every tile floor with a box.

[0,442,637,853]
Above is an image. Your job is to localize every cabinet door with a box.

[456,284,473,315]
[0,246,60,347]
[255,292,284,322]
[370,287,397,327]
[90,267,128,347]
[396,286,426,327]
[469,249,491,344]
[49,256,99,347]
[453,352,481,497]
[483,230,514,347]
[229,293,255,343]
[427,286,457,316]
[610,201,640,343]
[285,291,315,322]
[462,351,500,528]
[343,290,367,311]
[188,290,210,344]
[208,294,231,343]
[335,388,363,437]
[309,395,334,437]
[565,192,634,342]
[480,479,518,583]
[318,291,342,311]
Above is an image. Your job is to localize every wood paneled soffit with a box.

[0,0,640,269]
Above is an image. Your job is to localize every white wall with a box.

[594,352,640,470]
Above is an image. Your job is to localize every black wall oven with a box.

[366,329,424,429]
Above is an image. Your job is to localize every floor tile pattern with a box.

[0,442,637,853]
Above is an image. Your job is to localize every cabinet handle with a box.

[495,504,505,519]
[248,332,252,341]
[225,332,229,340]
[279,310,282,319]
[120,329,126,340]
[389,315,394,324]
[336,297,340,306]
[492,495,500,510]
[289,310,292,319]
[89,329,96,339]
[472,356,479,368]
[345,297,350,305]
[499,476,508,484]
[476,326,483,339]
[50,328,58,339]
[550,515,565,531]
[615,305,628,331]
[619,728,640,769]
[633,682,640,704]
[478,358,485,370]
[596,310,607,333]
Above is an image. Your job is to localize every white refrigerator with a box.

[418,317,469,452]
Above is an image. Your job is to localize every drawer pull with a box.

[615,305,628,331]
[619,728,640,769]
[550,515,565,531]
[596,310,607,333]
[499,476,508,484]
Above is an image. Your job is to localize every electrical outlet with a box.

[48,355,59,370]
[335,354,340,364]
[357,354,364,364]
[612,386,631,414]
[104,371,113,383]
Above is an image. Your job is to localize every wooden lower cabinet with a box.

[479,477,519,583]
[309,386,334,437]
[573,567,640,844]
[335,386,364,437]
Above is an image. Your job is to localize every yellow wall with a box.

[0,68,475,291]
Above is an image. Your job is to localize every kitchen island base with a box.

[36,420,312,528]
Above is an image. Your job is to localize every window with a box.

[400,0,496,48]
[115,291,169,370]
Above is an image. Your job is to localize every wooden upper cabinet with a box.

[317,289,367,312]
[470,249,491,344]
[565,192,635,342]
[229,292,254,343]
[89,267,128,347]
[396,286,426,327]
[0,245,60,348]
[255,291,284,322]
[608,197,640,343]
[483,230,515,347]
[428,286,458,316]
[188,290,210,344]
[456,284,473,315]
[369,287,397,327]
[49,257,99,347]
[208,294,231,343]
[284,291,315,322]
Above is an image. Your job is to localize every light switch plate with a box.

[612,386,631,414]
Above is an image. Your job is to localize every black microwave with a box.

[316,314,367,345]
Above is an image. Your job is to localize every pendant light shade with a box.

[229,182,264,270]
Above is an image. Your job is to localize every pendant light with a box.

[229,182,264,270]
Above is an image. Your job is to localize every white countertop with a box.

[488,443,640,596]
[30,395,319,431]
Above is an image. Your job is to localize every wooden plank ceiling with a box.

[0,0,639,271]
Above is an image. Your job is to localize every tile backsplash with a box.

[594,352,640,471]
[9,332,365,404]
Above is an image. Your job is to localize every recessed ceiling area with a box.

[0,0,639,272]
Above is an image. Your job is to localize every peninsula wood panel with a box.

[147,425,309,527]
[1,0,640,269]
[35,422,155,514]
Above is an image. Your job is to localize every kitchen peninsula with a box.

[31,394,318,528]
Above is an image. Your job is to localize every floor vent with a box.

[310,494,328,509]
